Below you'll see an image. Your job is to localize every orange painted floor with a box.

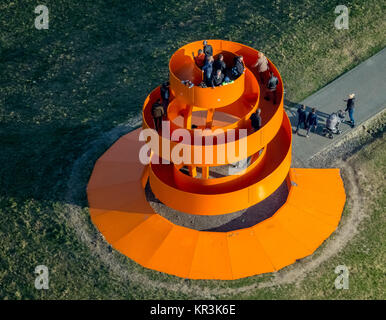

[87,128,346,280]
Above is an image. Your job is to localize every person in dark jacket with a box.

[160,81,170,116]
[211,69,224,88]
[306,107,318,137]
[344,93,356,128]
[213,54,226,73]
[203,40,213,59]
[230,56,244,80]
[202,56,214,86]
[151,99,164,132]
[295,104,307,135]
[265,71,279,104]
[250,108,262,132]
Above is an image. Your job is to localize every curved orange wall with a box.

[87,40,346,280]
[143,40,288,215]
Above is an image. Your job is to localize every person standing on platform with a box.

[151,99,164,132]
[160,81,170,116]
[203,40,213,60]
[250,108,262,132]
[211,69,225,88]
[213,54,226,74]
[230,55,244,80]
[265,71,279,105]
[192,49,206,68]
[202,55,214,86]
[252,52,269,84]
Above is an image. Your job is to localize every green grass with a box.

[0,0,385,299]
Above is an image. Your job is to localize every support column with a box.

[183,104,195,177]
[202,166,209,179]
[184,104,193,129]
[205,108,215,128]
[189,166,197,178]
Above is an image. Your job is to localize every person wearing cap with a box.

[344,93,356,128]
[252,52,270,84]
[192,49,206,68]
[203,40,213,59]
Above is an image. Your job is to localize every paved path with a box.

[285,47,386,166]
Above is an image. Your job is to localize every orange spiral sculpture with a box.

[87,40,346,280]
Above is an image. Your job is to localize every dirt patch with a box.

[63,111,384,298]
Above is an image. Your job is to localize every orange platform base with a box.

[87,128,346,280]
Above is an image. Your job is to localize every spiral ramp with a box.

[87,40,346,280]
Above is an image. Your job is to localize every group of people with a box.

[252,52,279,105]
[294,93,356,138]
[151,43,281,133]
[191,40,245,88]
[295,105,318,138]
[151,42,357,138]
[248,52,281,133]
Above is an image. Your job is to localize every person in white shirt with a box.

[252,52,270,85]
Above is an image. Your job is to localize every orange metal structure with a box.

[87,40,346,280]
